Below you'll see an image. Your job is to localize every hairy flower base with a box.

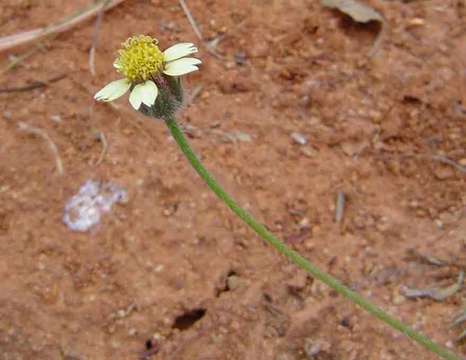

[94,36,201,113]
[139,76,184,120]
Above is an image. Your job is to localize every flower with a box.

[94,35,201,110]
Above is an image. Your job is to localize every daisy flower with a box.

[94,35,201,110]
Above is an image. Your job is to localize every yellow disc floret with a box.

[115,35,164,83]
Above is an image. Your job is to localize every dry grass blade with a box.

[89,0,113,76]
[178,0,203,41]
[178,0,226,59]
[0,0,126,53]
[18,122,64,176]
[0,42,48,75]
[0,74,66,93]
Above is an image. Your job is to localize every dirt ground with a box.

[0,0,465,359]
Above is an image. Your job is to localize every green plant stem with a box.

[165,117,461,360]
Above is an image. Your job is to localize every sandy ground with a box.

[0,0,465,359]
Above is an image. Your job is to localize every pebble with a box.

[392,293,405,305]
[304,339,330,359]
[291,132,308,145]
[433,166,455,180]
[50,114,62,123]
[234,51,247,66]
[287,272,307,292]
[276,353,295,360]
[226,275,243,291]
[3,111,12,120]
[408,18,425,26]
[300,147,317,157]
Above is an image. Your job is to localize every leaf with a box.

[321,0,383,23]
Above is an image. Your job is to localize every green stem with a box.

[165,117,461,360]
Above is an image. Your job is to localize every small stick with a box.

[18,122,64,176]
[178,0,203,41]
[0,74,66,93]
[0,0,126,53]
[376,153,466,175]
[95,131,108,165]
[177,0,225,59]
[89,0,112,76]
[335,191,346,223]
[185,84,203,106]
[431,155,466,174]
[0,42,48,75]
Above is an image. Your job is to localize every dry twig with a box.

[18,122,64,176]
[177,0,225,59]
[431,155,466,174]
[95,131,109,165]
[0,74,66,93]
[0,42,48,75]
[335,191,346,223]
[0,0,126,53]
[89,0,112,76]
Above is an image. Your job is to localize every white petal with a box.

[94,79,130,102]
[129,81,158,110]
[163,42,198,62]
[163,58,202,76]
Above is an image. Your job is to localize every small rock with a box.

[234,51,247,66]
[392,293,405,305]
[50,114,62,123]
[340,140,367,157]
[248,41,269,58]
[224,61,236,69]
[434,219,443,229]
[226,275,243,291]
[458,158,466,166]
[304,343,321,358]
[433,166,455,180]
[276,353,295,360]
[235,132,252,142]
[304,339,330,359]
[408,18,425,26]
[287,271,307,292]
[222,131,252,143]
[301,147,317,157]
[291,132,308,145]
[3,111,12,120]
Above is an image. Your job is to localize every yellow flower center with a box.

[114,35,164,83]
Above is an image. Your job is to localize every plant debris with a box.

[320,0,383,23]
[320,0,385,55]
[401,271,464,302]
[405,248,448,267]
[335,191,346,223]
[63,180,127,232]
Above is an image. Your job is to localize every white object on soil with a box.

[63,180,127,232]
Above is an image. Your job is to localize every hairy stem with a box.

[165,117,461,360]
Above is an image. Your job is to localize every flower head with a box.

[94,35,201,112]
